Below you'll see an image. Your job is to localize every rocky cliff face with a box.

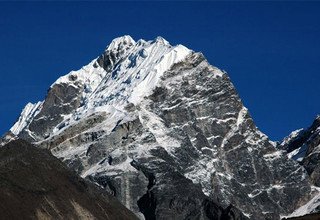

[279,116,320,218]
[280,116,320,186]
[10,36,315,219]
[0,139,138,220]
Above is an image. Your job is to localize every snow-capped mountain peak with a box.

[8,35,314,220]
[10,36,192,143]
[52,36,191,112]
[153,36,170,45]
[106,35,136,52]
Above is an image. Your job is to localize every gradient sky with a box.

[0,1,319,141]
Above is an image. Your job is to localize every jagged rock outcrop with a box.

[279,116,320,218]
[9,36,315,219]
[280,116,320,186]
[0,139,138,220]
[0,131,17,146]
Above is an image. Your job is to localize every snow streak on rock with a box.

[10,102,42,135]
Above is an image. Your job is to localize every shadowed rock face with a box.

[281,117,320,186]
[96,36,135,72]
[19,82,84,142]
[10,36,314,219]
[0,139,138,220]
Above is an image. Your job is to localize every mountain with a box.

[0,139,138,220]
[9,35,315,219]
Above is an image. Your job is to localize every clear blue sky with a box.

[0,1,319,141]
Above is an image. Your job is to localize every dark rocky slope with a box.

[280,116,320,186]
[0,139,138,220]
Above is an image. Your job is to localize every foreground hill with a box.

[0,139,138,220]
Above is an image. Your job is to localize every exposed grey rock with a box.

[19,82,84,142]
[0,131,17,146]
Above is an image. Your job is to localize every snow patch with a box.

[280,128,304,148]
[106,35,135,51]
[129,44,190,104]
[263,151,283,160]
[81,156,137,178]
[287,144,308,162]
[10,101,42,135]
[236,107,248,127]
[138,105,181,154]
